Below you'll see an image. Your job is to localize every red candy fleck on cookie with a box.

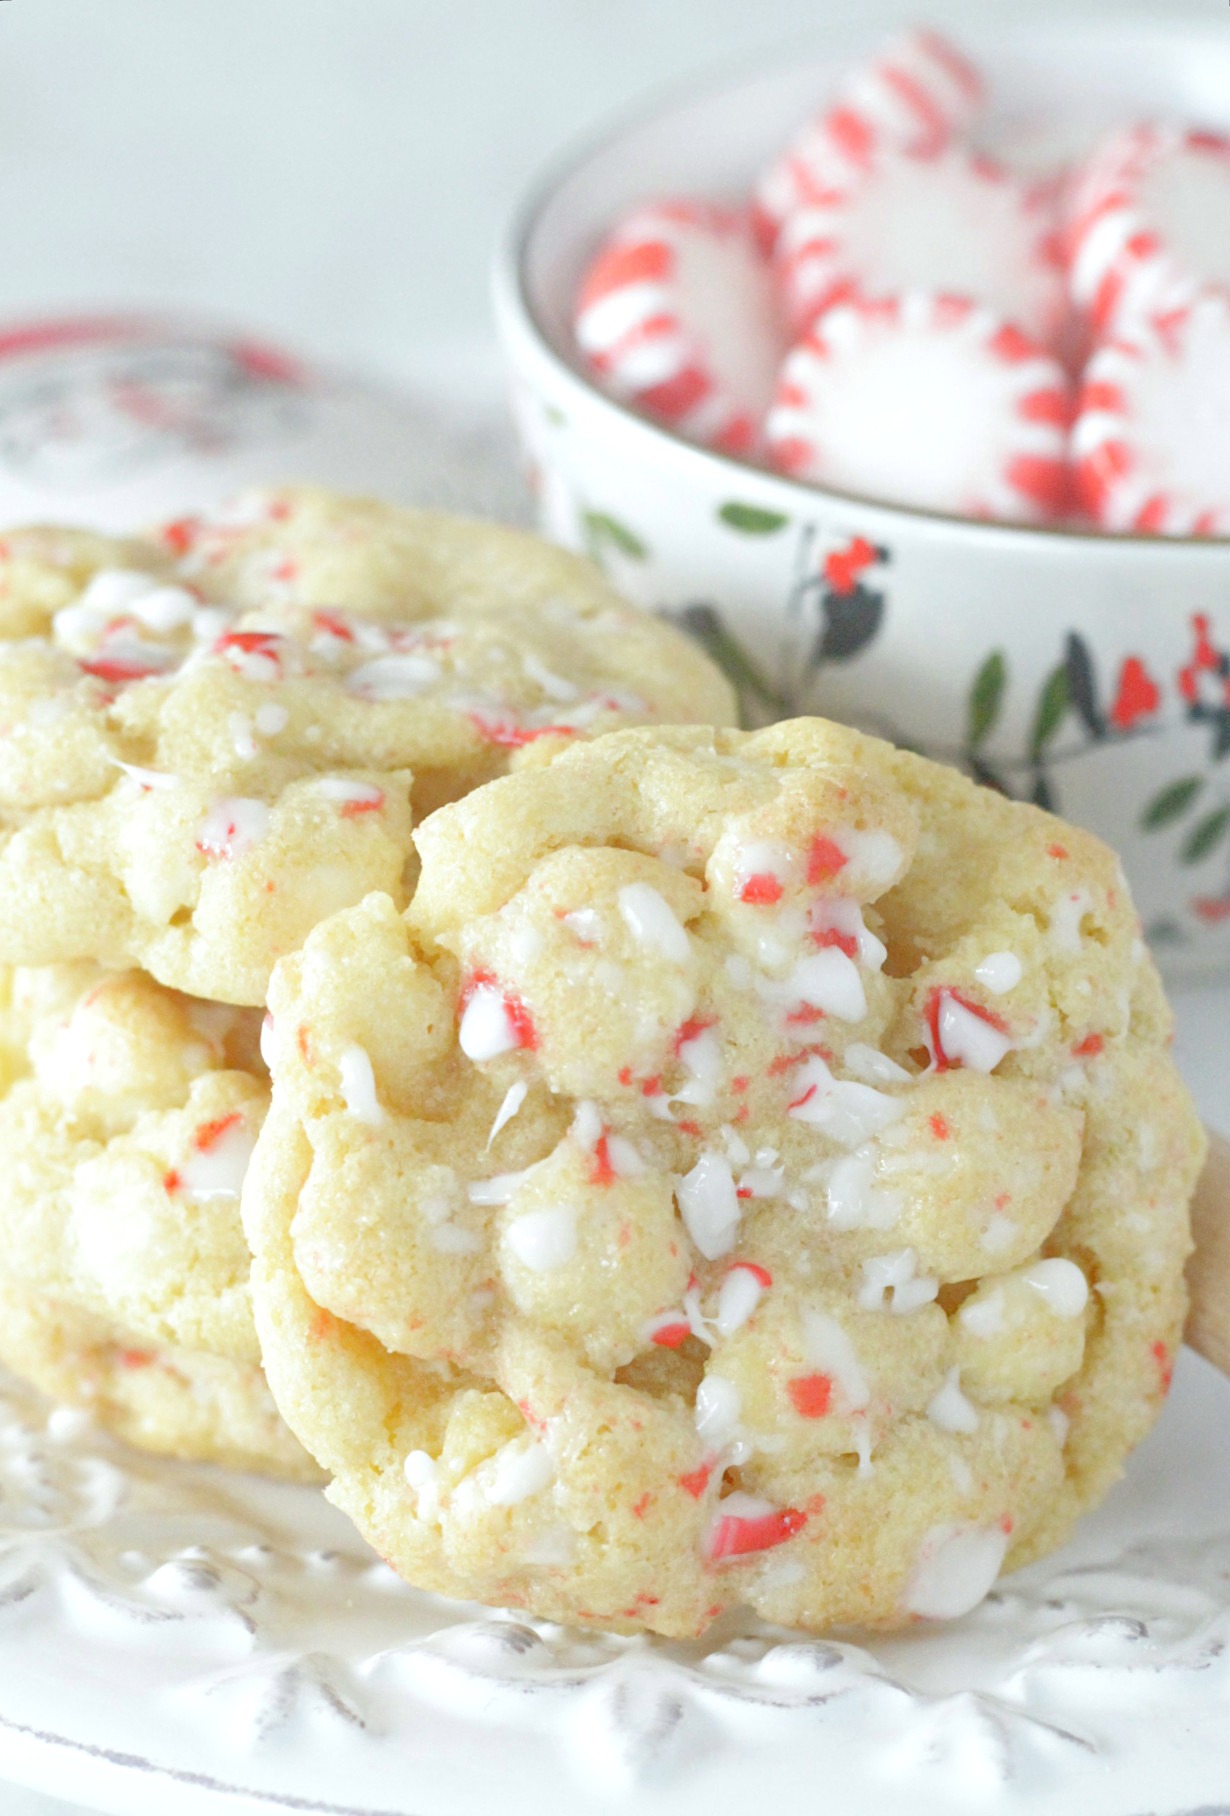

[706,1494,808,1562]
[739,872,785,905]
[678,1458,716,1499]
[807,835,849,883]
[466,709,575,749]
[787,1373,833,1418]
[193,1111,243,1152]
[458,970,538,1060]
[924,986,1012,1073]
[195,797,272,861]
[213,628,287,682]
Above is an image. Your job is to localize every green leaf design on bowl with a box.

[717,502,790,535]
[582,510,649,563]
[1181,805,1230,865]
[967,651,1007,750]
[1141,776,1204,831]
[1030,662,1070,761]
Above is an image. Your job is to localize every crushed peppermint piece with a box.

[858,1248,939,1313]
[458,974,537,1061]
[195,797,271,861]
[787,1055,905,1146]
[803,1309,870,1413]
[925,988,1013,1073]
[825,1147,902,1230]
[789,946,869,1022]
[114,759,180,792]
[706,1493,807,1563]
[314,777,385,817]
[678,1151,743,1258]
[179,1111,256,1199]
[842,1043,912,1085]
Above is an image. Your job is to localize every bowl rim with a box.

[493,15,1230,555]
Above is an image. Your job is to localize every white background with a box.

[0,2,1225,1810]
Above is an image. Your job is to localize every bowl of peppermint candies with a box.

[495,17,1230,980]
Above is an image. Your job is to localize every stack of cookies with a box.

[0,486,734,1479]
[0,487,1205,1636]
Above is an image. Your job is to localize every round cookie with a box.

[0,961,316,1478]
[0,1287,314,1480]
[244,721,1204,1637]
[0,488,735,1005]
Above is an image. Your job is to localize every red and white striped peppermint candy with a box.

[765,293,1072,523]
[1066,125,1230,337]
[754,27,985,250]
[574,201,785,456]
[774,144,1066,346]
[1071,291,1230,536]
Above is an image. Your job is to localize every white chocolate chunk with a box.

[974,951,1023,993]
[927,1367,979,1433]
[618,882,692,963]
[505,1206,578,1271]
[1020,1256,1088,1317]
[904,1524,1008,1619]
[339,1044,383,1125]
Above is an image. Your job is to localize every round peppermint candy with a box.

[765,293,1072,523]
[1066,124,1230,336]
[773,144,1066,347]
[574,201,786,456]
[1072,291,1230,535]
[754,28,985,251]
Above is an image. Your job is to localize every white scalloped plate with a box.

[0,1353,1227,1816]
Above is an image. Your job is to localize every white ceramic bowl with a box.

[495,20,1230,981]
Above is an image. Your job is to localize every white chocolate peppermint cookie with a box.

[0,488,735,1004]
[0,962,316,1478]
[0,1285,316,1480]
[244,721,1202,1637]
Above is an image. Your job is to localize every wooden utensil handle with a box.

[1186,1131,1230,1378]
